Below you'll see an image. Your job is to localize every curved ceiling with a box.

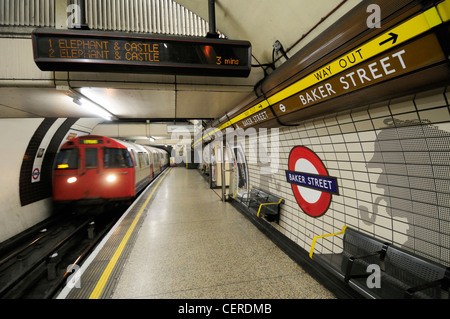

[0,0,361,139]
[177,0,358,66]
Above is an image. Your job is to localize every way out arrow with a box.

[379,32,399,46]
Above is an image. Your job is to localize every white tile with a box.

[419,107,450,124]
[368,103,390,118]
[389,95,416,114]
[415,88,446,110]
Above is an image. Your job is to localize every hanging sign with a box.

[32,29,252,77]
[286,146,338,217]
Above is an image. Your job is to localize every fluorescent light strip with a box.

[73,88,116,121]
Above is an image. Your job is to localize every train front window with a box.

[55,148,79,170]
[85,148,98,169]
[104,148,133,168]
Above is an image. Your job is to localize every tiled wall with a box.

[245,86,450,267]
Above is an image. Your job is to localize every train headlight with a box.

[67,177,77,184]
[106,174,116,183]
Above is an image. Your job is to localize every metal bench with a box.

[310,226,389,283]
[238,187,283,222]
[310,226,450,299]
[349,244,450,299]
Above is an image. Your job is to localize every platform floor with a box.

[59,167,335,299]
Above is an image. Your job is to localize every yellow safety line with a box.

[89,167,172,299]
[193,4,445,147]
[257,199,283,217]
[309,225,348,259]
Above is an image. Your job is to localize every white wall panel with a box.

[80,0,210,36]
[0,0,208,36]
[0,38,53,84]
[0,0,55,27]
[242,87,450,267]
[0,119,50,243]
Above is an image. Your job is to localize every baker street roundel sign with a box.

[286,146,339,217]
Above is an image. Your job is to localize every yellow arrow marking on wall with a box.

[194,2,448,146]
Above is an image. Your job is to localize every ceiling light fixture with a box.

[70,89,116,121]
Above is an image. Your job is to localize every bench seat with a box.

[350,245,450,299]
[310,226,450,299]
[235,187,283,222]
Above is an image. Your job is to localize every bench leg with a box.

[344,252,384,283]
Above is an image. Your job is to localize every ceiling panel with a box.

[78,88,176,119]
[0,0,361,144]
[0,104,38,117]
[176,90,251,119]
[0,87,92,118]
[176,0,356,63]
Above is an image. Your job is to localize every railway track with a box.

[0,204,126,299]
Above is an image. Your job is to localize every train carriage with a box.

[53,135,168,205]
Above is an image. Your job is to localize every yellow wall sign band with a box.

[437,0,450,22]
[274,8,442,105]
[194,3,446,147]
[264,6,443,113]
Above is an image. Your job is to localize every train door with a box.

[148,150,154,179]
[82,147,100,198]
[130,149,139,190]
[155,153,161,174]
[137,152,146,183]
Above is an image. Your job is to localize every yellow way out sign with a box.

[266,5,445,105]
[195,0,450,146]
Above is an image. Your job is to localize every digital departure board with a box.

[32,29,252,77]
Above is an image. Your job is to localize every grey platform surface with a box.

[109,167,335,299]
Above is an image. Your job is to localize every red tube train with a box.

[52,135,169,205]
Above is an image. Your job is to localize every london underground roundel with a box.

[286,146,339,217]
